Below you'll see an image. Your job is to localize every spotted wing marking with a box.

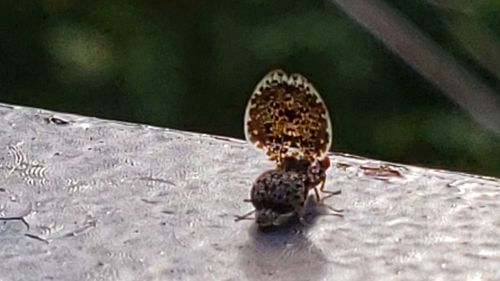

[244,69,332,164]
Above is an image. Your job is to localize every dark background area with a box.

[1,0,499,176]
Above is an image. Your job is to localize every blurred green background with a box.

[1,0,499,176]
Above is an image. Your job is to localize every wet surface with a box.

[0,103,499,281]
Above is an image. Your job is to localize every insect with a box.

[236,69,343,227]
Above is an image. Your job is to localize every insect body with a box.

[250,169,308,227]
[237,69,342,227]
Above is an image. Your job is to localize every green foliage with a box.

[1,0,499,176]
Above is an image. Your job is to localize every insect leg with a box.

[312,186,343,216]
[234,209,255,222]
[315,181,343,214]
[318,180,342,202]
[313,157,340,201]
[321,203,344,215]
[311,180,342,202]
[313,186,321,201]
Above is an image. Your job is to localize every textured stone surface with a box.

[0,103,499,281]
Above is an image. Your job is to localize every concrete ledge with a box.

[1,103,499,280]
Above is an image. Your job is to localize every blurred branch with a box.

[423,0,473,13]
[447,19,500,82]
[330,0,500,135]
[424,0,500,83]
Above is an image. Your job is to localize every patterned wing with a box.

[244,69,332,164]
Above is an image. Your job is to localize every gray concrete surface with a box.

[0,103,499,281]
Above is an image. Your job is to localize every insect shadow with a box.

[237,198,340,281]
